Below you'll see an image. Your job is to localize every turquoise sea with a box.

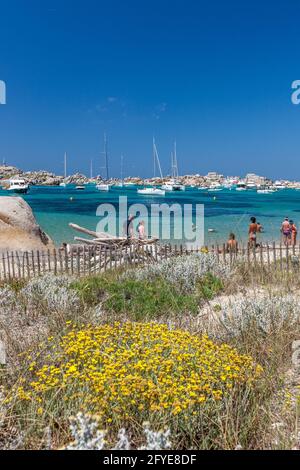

[1,184,300,246]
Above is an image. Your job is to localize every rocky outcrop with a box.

[0,196,55,252]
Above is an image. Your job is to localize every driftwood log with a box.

[65,223,160,268]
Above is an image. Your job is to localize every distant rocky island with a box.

[1,164,300,189]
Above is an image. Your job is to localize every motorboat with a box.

[161,180,185,191]
[97,183,110,191]
[7,178,29,194]
[75,185,85,190]
[137,187,165,196]
[257,188,275,194]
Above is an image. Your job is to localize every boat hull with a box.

[7,187,29,194]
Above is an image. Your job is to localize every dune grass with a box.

[0,255,299,449]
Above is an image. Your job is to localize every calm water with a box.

[1,184,300,246]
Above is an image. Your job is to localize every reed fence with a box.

[0,241,300,281]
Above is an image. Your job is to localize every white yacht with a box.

[138,187,165,196]
[257,188,275,194]
[97,183,110,191]
[207,182,222,191]
[161,179,185,191]
[161,143,185,191]
[161,182,174,191]
[7,178,29,194]
[272,180,287,190]
[236,181,247,191]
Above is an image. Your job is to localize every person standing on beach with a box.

[227,233,238,252]
[137,220,146,240]
[123,214,135,238]
[255,221,263,246]
[289,220,297,246]
[281,217,291,246]
[248,216,258,248]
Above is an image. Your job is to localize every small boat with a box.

[75,185,85,190]
[97,183,110,191]
[208,188,222,192]
[137,187,165,196]
[60,182,67,187]
[161,183,174,191]
[208,228,216,232]
[257,189,275,194]
[161,180,185,191]
[7,178,29,194]
[236,182,247,191]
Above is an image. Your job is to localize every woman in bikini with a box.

[248,216,258,249]
[227,233,238,253]
[289,220,297,246]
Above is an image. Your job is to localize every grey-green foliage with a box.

[20,274,80,314]
[220,294,300,336]
[65,412,171,450]
[123,253,231,293]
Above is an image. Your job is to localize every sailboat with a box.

[138,138,165,196]
[60,152,68,187]
[114,155,124,187]
[161,142,185,191]
[97,133,111,191]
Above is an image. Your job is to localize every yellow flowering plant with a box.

[10,322,262,433]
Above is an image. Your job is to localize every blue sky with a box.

[1,0,300,179]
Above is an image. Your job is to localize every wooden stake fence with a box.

[0,241,300,281]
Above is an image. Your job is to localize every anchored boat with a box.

[7,178,29,194]
[137,187,165,196]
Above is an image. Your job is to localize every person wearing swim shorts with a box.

[281,217,291,246]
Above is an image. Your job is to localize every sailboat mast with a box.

[104,133,109,180]
[171,152,174,178]
[173,141,178,177]
[64,152,67,179]
[152,138,163,179]
[90,159,93,179]
[153,137,156,177]
[120,154,124,182]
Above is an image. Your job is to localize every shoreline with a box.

[2,164,300,189]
